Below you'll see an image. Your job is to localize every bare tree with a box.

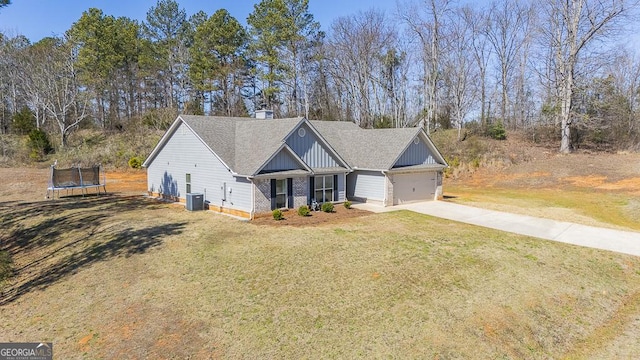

[27,37,89,147]
[539,0,637,153]
[609,51,640,136]
[326,10,397,128]
[485,0,532,128]
[400,0,453,134]
[461,6,492,127]
[443,8,479,140]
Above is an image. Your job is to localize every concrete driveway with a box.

[353,201,640,257]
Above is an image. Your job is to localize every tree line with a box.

[1,0,639,152]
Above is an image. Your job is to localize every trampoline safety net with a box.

[52,167,101,187]
[47,164,106,199]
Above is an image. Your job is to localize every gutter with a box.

[249,176,255,220]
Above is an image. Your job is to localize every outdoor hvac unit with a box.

[186,193,204,211]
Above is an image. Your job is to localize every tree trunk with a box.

[559,75,573,153]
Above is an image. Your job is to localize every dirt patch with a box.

[252,205,372,227]
[451,152,640,191]
[446,151,640,231]
[0,167,147,202]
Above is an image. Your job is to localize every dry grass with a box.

[445,185,640,231]
[446,152,640,232]
[2,196,640,358]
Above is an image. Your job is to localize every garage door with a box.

[392,172,436,205]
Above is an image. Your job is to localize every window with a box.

[314,175,334,203]
[275,179,287,209]
[186,173,191,193]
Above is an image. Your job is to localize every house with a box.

[142,113,447,219]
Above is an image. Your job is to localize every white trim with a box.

[253,143,313,176]
[286,118,353,170]
[142,116,183,168]
[387,129,449,169]
[312,174,335,203]
[386,128,423,169]
[386,165,446,174]
[142,116,236,174]
[418,130,448,166]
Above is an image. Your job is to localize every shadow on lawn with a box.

[0,195,186,305]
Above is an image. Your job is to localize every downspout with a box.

[247,176,255,219]
[381,170,389,207]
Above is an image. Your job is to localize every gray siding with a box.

[147,121,252,212]
[286,123,340,168]
[394,137,438,167]
[260,149,304,173]
[347,170,385,201]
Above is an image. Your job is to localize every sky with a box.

[0,0,398,42]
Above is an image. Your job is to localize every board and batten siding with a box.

[146,121,252,212]
[260,149,303,173]
[394,137,438,167]
[347,170,385,202]
[286,123,340,168]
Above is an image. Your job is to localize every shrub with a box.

[343,200,352,209]
[297,205,310,217]
[321,202,334,213]
[128,156,143,169]
[27,128,53,161]
[12,107,36,135]
[272,209,284,220]
[488,122,507,140]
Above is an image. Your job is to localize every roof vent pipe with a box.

[255,109,274,119]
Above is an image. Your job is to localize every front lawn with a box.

[1,197,639,358]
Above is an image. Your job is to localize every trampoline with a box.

[46,164,107,199]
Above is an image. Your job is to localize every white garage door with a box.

[392,172,436,205]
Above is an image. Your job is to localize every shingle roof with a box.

[233,118,303,175]
[151,116,442,176]
[310,120,421,170]
[180,115,304,175]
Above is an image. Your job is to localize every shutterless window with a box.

[276,178,287,208]
[186,173,191,193]
[314,175,333,203]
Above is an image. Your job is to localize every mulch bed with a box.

[251,205,372,227]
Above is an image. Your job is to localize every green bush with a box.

[272,209,284,220]
[12,107,36,135]
[128,156,143,169]
[343,200,352,209]
[27,128,53,161]
[297,205,310,216]
[321,202,334,213]
[488,122,507,140]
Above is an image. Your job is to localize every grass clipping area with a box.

[1,198,640,358]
